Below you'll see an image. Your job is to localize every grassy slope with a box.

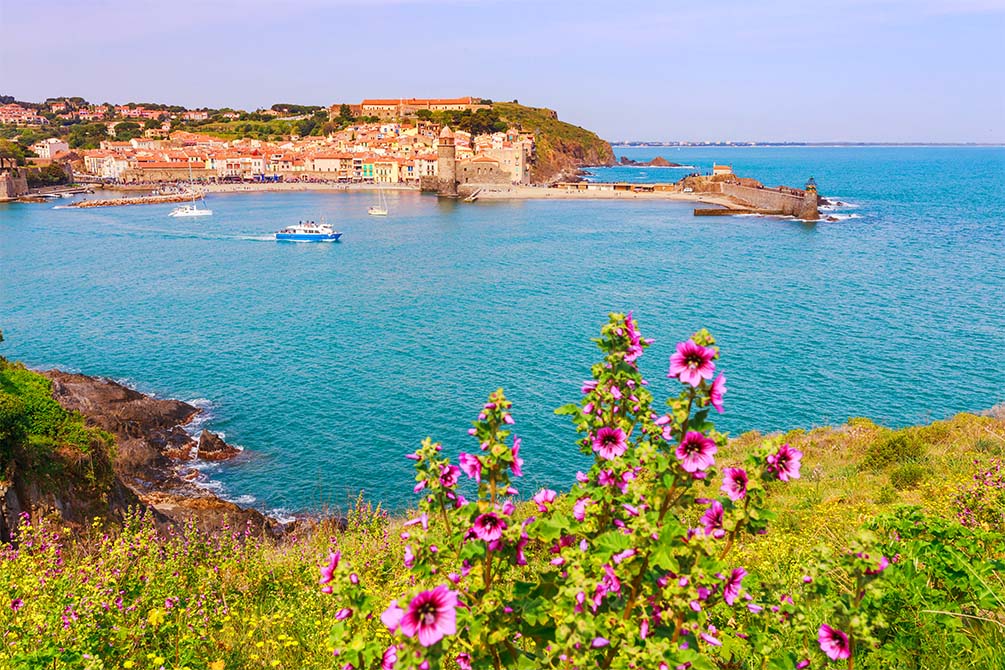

[2,403,1003,669]
[493,102,615,182]
[0,361,115,495]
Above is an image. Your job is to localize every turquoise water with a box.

[2,147,1004,515]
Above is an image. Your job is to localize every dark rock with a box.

[197,429,241,461]
[646,156,682,167]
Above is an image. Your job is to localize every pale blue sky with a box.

[1,0,1003,142]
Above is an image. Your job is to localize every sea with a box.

[2,146,1003,517]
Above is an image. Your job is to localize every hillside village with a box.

[1,97,538,186]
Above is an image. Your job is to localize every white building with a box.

[30,137,69,159]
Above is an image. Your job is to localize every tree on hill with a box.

[338,104,355,123]
[68,123,110,150]
[114,122,142,141]
[0,139,26,166]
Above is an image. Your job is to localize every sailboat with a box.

[169,164,213,217]
[368,185,388,216]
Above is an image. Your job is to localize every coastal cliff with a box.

[492,102,616,183]
[0,360,279,541]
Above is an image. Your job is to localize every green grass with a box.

[2,364,1003,669]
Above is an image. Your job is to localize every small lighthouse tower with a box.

[801,176,820,220]
[437,126,457,197]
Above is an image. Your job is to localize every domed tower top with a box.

[439,125,455,145]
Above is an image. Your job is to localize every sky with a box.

[1,0,1003,143]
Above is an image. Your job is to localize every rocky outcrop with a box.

[197,429,241,461]
[619,156,684,167]
[34,371,281,537]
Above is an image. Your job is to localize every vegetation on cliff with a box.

[492,102,615,182]
[0,359,116,500]
[2,315,1003,669]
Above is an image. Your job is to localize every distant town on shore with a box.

[0,95,618,196]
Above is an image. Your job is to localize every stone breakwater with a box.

[70,193,197,208]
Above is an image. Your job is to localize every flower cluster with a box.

[317,313,841,670]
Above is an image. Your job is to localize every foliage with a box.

[67,123,111,150]
[0,138,27,165]
[862,430,924,471]
[953,459,1005,529]
[26,164,70,188]
[114,121,143,142]
[0,361,115,494]
[889,462,926,490]
[2,316,1004,670]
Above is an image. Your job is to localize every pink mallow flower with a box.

[319,551,340,587]
[592,426,628,460]
[458,453,482,482]
[533,488,557,512]
[381,600,404,632]
[472,513,506,542]
[700,500,725,538]
[381,645,398,670]
[511,437,524,477]
[723,567,747,605]
[709,374,727,413]
[676,432,718,473]
[668,339,716,387]
[439,464,460,489]
[818,624,852,660]
[721,468,749,501]
[767,444,803,482]
[400,585,459,647]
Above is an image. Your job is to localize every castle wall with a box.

[0,169,29,200]
[720,183,818,220]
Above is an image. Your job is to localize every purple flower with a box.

[581,380,598,394]
[458,453,482,482]
[591,637,610,648]
[381,645,398,670]
[593,426,628,460]
[573,497,593,521]
[335,607,352,621]
[721,468,748,501]
[700,500,725,538]
[533,488,557,512]
[767,444,803,482]
[723,568,747,605]
[400,585,459,647]
[456,654,472,670]
[818,624,852,660]
[511,437,524,477]
[439,464,460,488]
[319,551,340,585]
[676,432,718,473]
[796,661,810,670]
[700,631,722,646]
[623,311,650,363]
[709,374,727,413]
[472,513,506,542]
[865,555,890,575]
[381,600,404,632]
[668,339,716,386]
[404,545,415,568]
[11,598,24,612]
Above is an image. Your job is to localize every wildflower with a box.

[458,453,482,482]
[700,630,722,646]
[796,661,810,669]
[623,311,651,363]
[472,513,506,542]
[11,597,24,612]
[404,545,415,568]
[767,444,803,481]
[511,437,524,477]
[668,339,716,386]
[865,555,890,575]
[700,500,725,538]
[381,600,404,633]
[381,646,398,670]
[456,654,472,670]
[721,468,748,501]
[533,488,557,512]
[320,551,340,586]
[516,534,529,565]
[582,380,598,394]
[722,568,747,605]
[404,514,429,531]
[709,374,727,413]
[400,585,459,647]
[573,497,593,521]
[818,624,852,660]
[610,385,623,400]
[593,426,628,460]
[439,464,460,488]
[335,608,352,621]
[591,637,610,648]
[676,432,718,473]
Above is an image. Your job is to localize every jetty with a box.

[68,192,199,209]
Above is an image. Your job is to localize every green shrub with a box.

[975,437,1005,455]
[863,430,925,470]
[890,462,926,490]
[876,483,898,504]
